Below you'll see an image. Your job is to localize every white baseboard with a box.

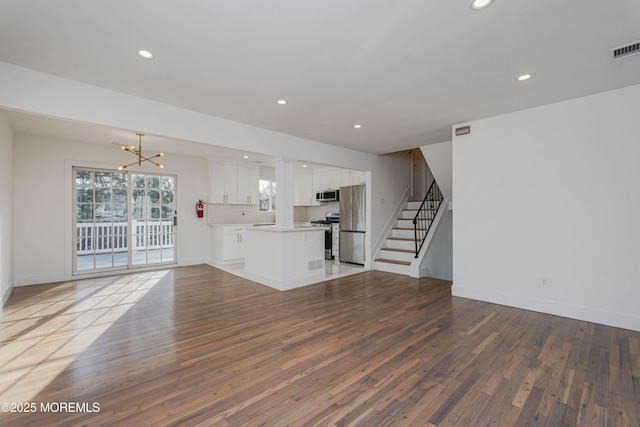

[452,285,640,332]
[13,258,210,288]
[1,285,13,308]
[15,272,68,287]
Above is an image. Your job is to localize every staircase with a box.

[374,180,444,276]
[374,200,427,275]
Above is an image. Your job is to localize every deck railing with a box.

[76,221,174,254]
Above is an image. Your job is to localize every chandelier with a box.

[118,133,164,170]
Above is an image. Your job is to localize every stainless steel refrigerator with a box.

[339,184,366,265]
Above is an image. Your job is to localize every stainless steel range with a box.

[310,212,339,260]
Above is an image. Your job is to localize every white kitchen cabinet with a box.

[294,168,365,206]
[211,225,246,264]
[321,169,341,190]
[237,166,259,204]
[339,169,367,187]
[209,164,237,204]
[208,163,258,204]
[312,171,322,206]
[340,169,351,187]
[294,171,314,206]
[350,170,366,185]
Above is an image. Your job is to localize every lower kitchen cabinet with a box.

[211,225,246,265]
[332,224,340,260]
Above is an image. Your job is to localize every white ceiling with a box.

[1,0,639,156]
[2,110,278,166]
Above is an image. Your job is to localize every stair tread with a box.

[375,258,411,266]
[378,196,441,265]
[382,247,414,253]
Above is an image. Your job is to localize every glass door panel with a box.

[131,173,175,266]
[74,168,129,272]
[73,168,176,274]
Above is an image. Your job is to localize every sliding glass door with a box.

[130,173,176,266]
[73,167,176,274]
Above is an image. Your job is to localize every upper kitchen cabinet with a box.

[294,166,367,206]
[294,170,314,206]
[350,170,366,185]
[294,170,322,206]
[209,163,237,203]
[237,166,259,205]
[208,163,259,204]
[341,169,351,187]
[320,169,341,191]
[341,169,366,186]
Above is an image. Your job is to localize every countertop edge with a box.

[245,225,324,232]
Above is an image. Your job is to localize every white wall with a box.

[0,61,411,277]
[0,112,13,306]
[421,141,452,205]
[370,153,411,254]
[13,135,210,286]
[452,83,640,332]
[421,210,453,281]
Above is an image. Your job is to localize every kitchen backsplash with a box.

[207,202,339,224]
[305,202,339,221]
[207,204,275,224]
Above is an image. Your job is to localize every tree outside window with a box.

[259,180,276,212]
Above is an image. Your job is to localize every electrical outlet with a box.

[540,278,549,288]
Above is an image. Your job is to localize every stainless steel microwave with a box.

[316,190,339,202]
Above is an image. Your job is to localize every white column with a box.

[275,157,296,228]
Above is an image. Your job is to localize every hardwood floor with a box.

[1,264,639,426]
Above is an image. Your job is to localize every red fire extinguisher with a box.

[196,200,205,218]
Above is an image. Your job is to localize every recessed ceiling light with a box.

[277,99,287,105]
[517,74,532,81]
[243,155,249,159]
[302,164,308,168]
[471,0,493,10]
[138,50,154,59]
[353,124,362,129]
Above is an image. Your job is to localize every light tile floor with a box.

[211,258,365,284]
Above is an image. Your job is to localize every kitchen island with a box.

[243,224,326,291]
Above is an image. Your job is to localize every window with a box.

[259,179,276,212]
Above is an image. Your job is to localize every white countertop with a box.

[246,223,322,232]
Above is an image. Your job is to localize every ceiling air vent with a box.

[612,41,640,60]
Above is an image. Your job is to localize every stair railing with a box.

[413,181,443,258]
